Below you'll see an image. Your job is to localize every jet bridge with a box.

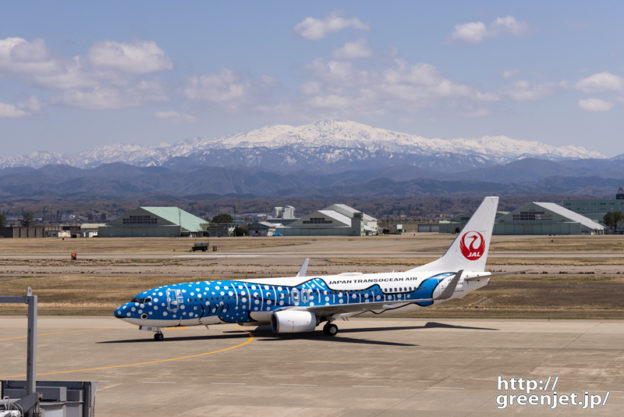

[0,288,97,417]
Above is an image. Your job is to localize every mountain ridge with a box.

[1,159,623,200]
[0,120,605,170]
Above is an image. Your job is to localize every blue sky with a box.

[1,1,623,157]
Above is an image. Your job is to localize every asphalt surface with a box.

[1,317,622,416]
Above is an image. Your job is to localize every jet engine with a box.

[271,310,317,333]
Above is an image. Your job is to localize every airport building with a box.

[419,202,604,235]
[267,205,298,225]
[99,207,208,237]
[563,187,624,223]
[276,204,378,236]
[494,202,604,235]
[248,221,281,236]
[0,226,50,238]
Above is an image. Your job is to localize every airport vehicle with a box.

[115,196,499,340]
[191,242,209,252]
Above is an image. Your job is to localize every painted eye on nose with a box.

[141,313,148,319]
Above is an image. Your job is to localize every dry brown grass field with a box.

[1,234,623,318]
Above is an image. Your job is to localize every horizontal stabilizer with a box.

[463,271,525,281]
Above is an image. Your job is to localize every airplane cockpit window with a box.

[131,297,152,303]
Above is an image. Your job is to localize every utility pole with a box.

[0,287,38,416]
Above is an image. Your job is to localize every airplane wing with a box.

[296,258,310,278]
[285,297,434,320]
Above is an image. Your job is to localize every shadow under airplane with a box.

[100,321,497,346]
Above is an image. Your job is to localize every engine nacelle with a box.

[271,310,317,333]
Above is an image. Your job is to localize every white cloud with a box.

[578,98,613,112]
[0,96,42,118]
[88,40,173,74]
[0,36,173,93]
[61,81,167,110]
[294,11,370,40]
[380,60,477,100]
[184,69,247,103]
[34,57,98,89]
[332,38,372,59]
[61,88,131,110]
[301,58,495,113]
[0,37,58,74]
[492,16,528,36]
[155,110,196,124]
[0,101,29,118]
[19,96,42,112]
[451,16,528,44]
[504,80,556,101]
[0,36,175,111]
[309,59,366,86]
[576,72,624,93]
[450,22,488,43]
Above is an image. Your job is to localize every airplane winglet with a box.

[435,270,463,300]
[296,258,310,277]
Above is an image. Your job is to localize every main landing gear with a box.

[323,322,338,336]
[153,331,164,341]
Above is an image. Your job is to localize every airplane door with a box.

[166,289,182,313]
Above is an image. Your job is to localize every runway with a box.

[1,317,622,416]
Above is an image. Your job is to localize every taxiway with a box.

[1,317,622,416]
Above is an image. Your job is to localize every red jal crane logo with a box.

[459,231,485,260]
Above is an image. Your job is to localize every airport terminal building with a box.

[99,207,208,237]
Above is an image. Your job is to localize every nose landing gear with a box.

[139,325,164,341]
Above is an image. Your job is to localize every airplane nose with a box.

[114,305,126,319]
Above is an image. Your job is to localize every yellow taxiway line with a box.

[0,326,254,379]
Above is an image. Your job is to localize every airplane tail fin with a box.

[409,196,499,274]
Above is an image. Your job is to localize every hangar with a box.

[419,202,604,235]
[99,207,208,237]
[276,204,377,236]
[494,202,605,235]
[563,187,624,223]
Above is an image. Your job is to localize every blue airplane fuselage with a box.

[114,273,456,327]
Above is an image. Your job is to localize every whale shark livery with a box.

[115,196,499,340]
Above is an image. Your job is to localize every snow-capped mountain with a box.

[0,120,605,171]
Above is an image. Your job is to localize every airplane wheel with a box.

[154,332,164,341]
[323,323,338,336]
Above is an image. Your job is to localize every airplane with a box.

[114,196,499,340]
